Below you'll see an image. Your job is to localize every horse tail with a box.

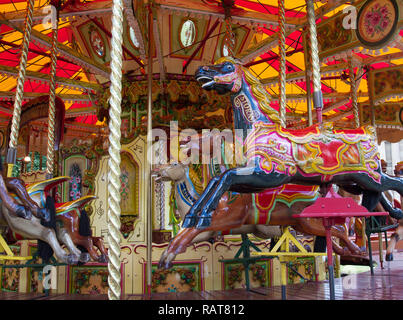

[78,208,92,237]
[38,195,57,263]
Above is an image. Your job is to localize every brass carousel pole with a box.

[7,0,35,176]
[303,30,313,127]
[107,0,124,300]
[348,57,360,128]
[46,5,59,179]
[306,0,323,125]
[278,0,287,128]
[146,1,154,299]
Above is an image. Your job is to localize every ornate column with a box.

[46,8,59,178]
[278,0,287,128]
[306,0,323,124]
[107,0,124,300]
[7,0,35,174]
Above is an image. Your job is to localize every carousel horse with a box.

[386,162,403,261]
[0,165,78,264]
[156,157,364,269]
[6,176,108,263]
[183,57,403,230]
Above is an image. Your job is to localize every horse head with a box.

[27,176,70,207]
[195,57,244,95]
[196,57,279,126]
[395,162,403,177]
[153,162,187,182]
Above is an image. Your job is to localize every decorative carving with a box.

[356,0,400,49]
[120,216,137,239]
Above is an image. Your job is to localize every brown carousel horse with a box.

[156,135,364,269]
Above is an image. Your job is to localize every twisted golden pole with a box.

[146,3,154,299]
[278,0,287,128]
[46,14,59,178]
[306,0,323,124]
[7,0,35,168]
[107,0,124,300]
[348,57,360,128]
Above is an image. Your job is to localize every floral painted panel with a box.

[0,245,21,292]
[150,263,202,293]
[119,153,138,216]
[69,265,108,294]
[222,260,271,290]
[69,163,82,201]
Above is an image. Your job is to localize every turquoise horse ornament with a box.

[183,57,403,229]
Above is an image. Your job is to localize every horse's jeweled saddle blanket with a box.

[245,122,381,182]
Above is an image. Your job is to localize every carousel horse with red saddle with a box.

[180,57,403,239]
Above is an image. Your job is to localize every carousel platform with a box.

[1,251,402,300]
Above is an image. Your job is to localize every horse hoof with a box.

[98,254,108,263]
[196,216,211,229]
[182,216,197,228]
[16,206,32,220]
[79,253,91,263]
[67,254,79,265]
[386,253,393,261]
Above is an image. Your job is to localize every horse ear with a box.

[233,58,243,65]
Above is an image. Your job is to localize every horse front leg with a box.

[196,167,290,229]
[92,237,108,263]
[182,175,221,228]
[56,225,89,263]
[159,228,207,269]
[40,227,78,264]
[386,224,403,261]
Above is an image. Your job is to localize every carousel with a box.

[0,0,400,301]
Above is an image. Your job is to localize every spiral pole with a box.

[306,0,323,124]
[46,16,59,178]
[7,0,35,167]
[278,0,287,128]
[146,3,154,299]
[107,0,124,300]
[224,18,236,57]
[348,57,360,128]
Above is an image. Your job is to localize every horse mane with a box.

[188,165,204,195]
[214,56,281,124]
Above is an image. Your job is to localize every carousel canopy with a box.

[0,0,401,145]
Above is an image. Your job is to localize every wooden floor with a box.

[1,251,402,300]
